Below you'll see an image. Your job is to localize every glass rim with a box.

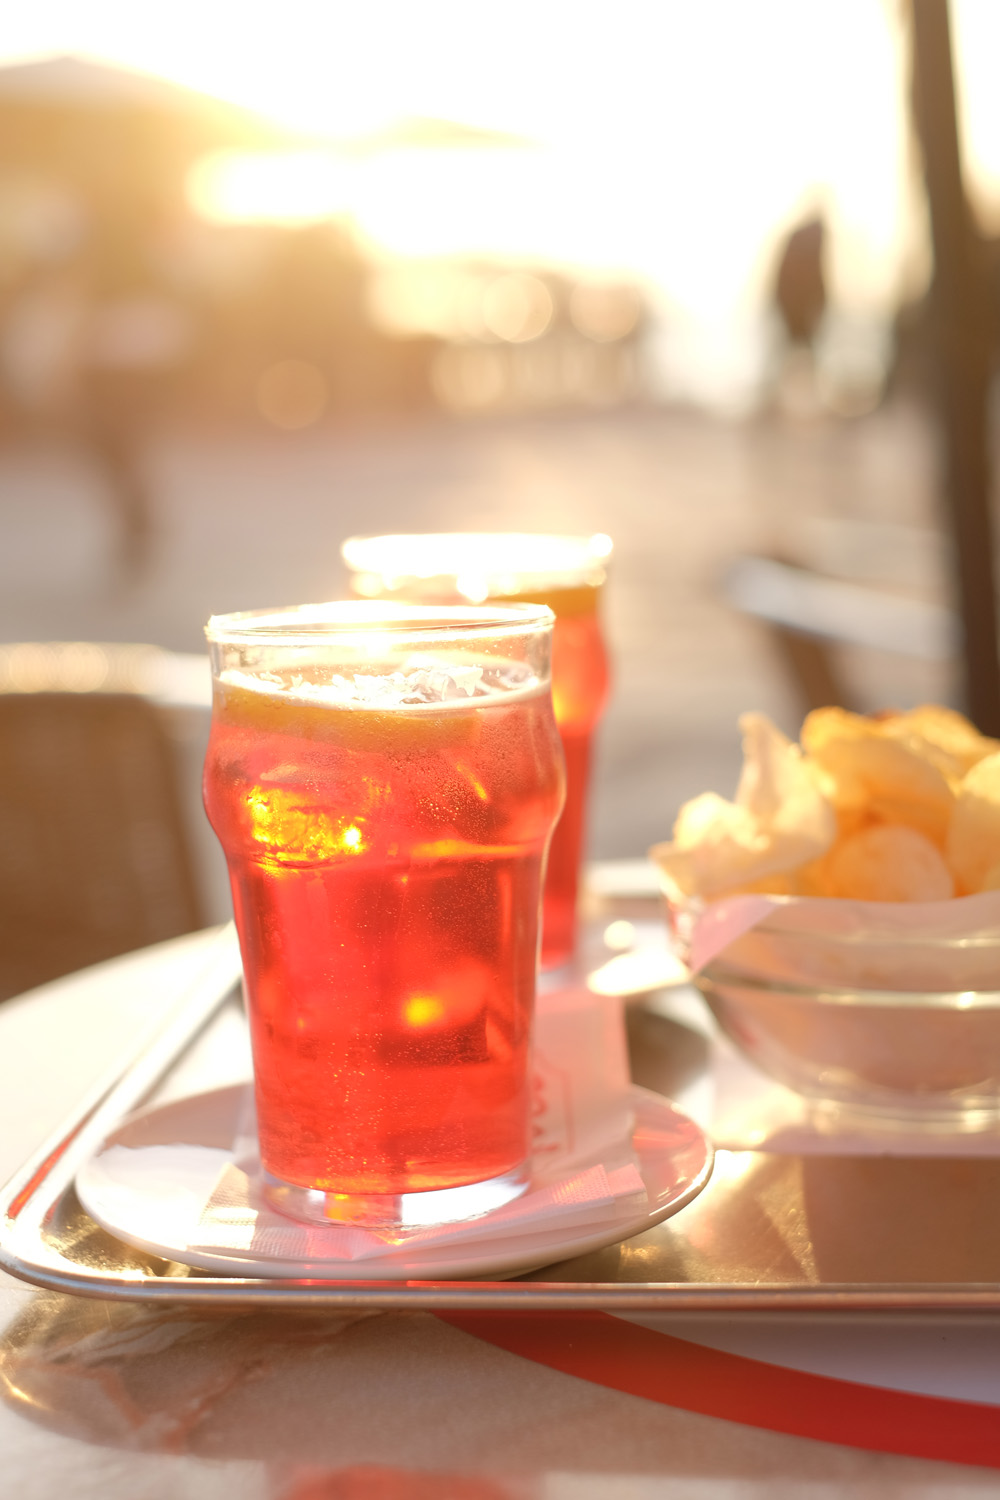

[205,598,555,646]
[341,531,613,592]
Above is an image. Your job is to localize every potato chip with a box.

[653,703,998,905]
[892,704,1000,782]
[653,792,765,898]
[672,791,754,850]
[800,706,869,757]
[736,711,826,830]
[946,751,1000,894]
[651,713,835,899]
[801,707,954,845]
[822,824,954,903]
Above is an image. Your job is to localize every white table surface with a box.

[2,930,1000,1498]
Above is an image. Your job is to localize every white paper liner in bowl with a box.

[680,889,1000,991]
[664,887,1000,1124]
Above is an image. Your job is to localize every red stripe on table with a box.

[437,1311,1000,1469]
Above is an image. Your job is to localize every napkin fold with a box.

[194,1153,646,1261]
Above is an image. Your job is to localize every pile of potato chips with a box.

[651,705,1000,904]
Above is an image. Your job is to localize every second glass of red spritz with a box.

[342,533,612,969]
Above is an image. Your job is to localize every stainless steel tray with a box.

[4,926,1000,1311]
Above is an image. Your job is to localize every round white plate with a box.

[76,1084,712,1280]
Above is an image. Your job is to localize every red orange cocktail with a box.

[204,602,564,1227]
[342,534,611,969]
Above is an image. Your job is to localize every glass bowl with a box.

[667,895,1000,1124]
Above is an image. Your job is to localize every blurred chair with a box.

[0,642,210,1001]
[723,554,956,714]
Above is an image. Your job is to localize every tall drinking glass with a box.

[203,601,564,1228]
[342,533,612,969]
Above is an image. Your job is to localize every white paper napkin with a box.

[82,987,649,1264]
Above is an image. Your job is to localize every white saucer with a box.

[75,1083,712,1280]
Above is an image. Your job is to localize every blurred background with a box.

[3,0,1000,994]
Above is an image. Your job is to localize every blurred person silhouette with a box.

[0,213,193,581]
[76,213,194,579]
[775,214,827,346]
[767,213,828,417]
[0,262,86,427]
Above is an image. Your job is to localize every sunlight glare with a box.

[187,150,353,224]
[15,0,1000,405]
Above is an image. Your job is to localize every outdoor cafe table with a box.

[4,930,1000,1496]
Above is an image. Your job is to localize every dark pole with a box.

[910,0,1000,733]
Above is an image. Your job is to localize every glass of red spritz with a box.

[203,600,564,1228]
[341,533,612,971]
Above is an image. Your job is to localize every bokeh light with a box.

[256,360,329,429]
